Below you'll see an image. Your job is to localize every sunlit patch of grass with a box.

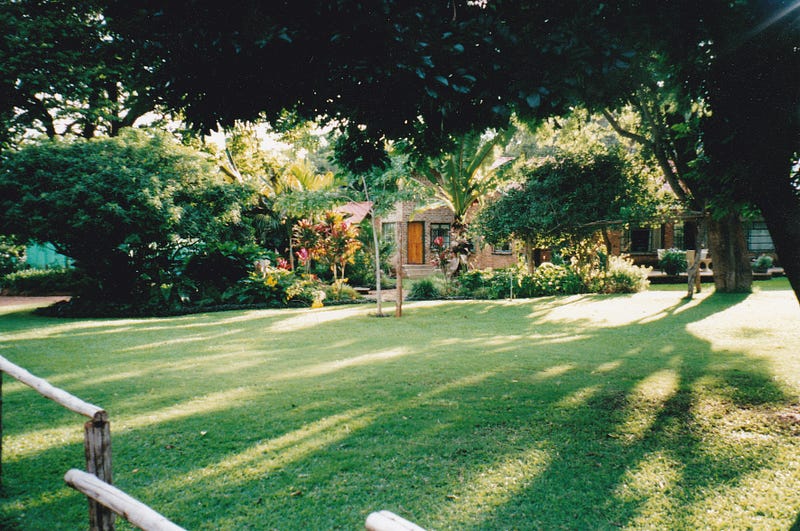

[438,445,552,529]
[614,451,684,528]
[1,283,799,529]
[611,369,680,444]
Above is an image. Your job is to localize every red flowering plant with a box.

[431,235,456,286]
[292,211,362,297]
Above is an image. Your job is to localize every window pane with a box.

[430,223,451,248]
[630,228,651,252]
[381,222,396,243]
[748,222,774,252]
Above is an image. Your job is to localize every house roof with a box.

[335,201,373,224]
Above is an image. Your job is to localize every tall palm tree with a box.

[416,128,515,270]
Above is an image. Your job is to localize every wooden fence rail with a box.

[2,355,424,530]
[0,355,113,530]
[365,510,426,531]
[65,469,187,531]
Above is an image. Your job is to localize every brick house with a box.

[379,201,519,277]
[608,217,778,269]
[341,201,778,276]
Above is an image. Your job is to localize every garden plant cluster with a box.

[410,254,651,300]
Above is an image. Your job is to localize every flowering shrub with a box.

[224,267,297,306]
[526,263,586,296]
[292,211,362,286]
[430,235,457,283]
[585,255,651,293]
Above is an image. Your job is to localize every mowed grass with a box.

[1,279,799,530]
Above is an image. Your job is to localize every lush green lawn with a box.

[1,280,799,530]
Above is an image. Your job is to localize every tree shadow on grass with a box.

[1,291,799,529]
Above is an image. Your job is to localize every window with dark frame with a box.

[381,222,396,243]
[430,223,450,248]
[630,228,652,252]
[492,241,512,254]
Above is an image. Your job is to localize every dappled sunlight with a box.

[119,329,242,352]
[1,317,170,341]
[8,348,278,391]
[528,291,710,328]
[612,369,680,444]
[4,423,86,461]
[159,407,375,490]
[0,307,290,342]
[6,387,257,460]
[0,486,75,513]
[3,288,799,529]
[442,445,551,528]
[593,360,622,373]
[530,364,575,381]
[681,457,800,529]
[431,331,586,349]
[115,387,257,432]
[266,347,410,381]
[687,292,800,352]
[556,384,602,409]
[614,451,684,528]
[268,304,372,332]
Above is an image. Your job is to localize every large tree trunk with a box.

[707,214,753,293]
[753,178,800,306]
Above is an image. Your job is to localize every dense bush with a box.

[752,254,773,273]
[223,268,299,306]
[524,263,586,296]
[408,278,442,300]
[587,255,651,293]
[181,243,274,304]
[457,269,518,299]
[658,249,687,275]
[0,129,254,303]
[454,257,650,300]
[1,267,86,295]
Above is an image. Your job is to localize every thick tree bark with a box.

[753,180,800,306]
[523,239,535,275]
[707,214,753,293]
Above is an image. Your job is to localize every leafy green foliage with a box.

[0,267,86,295]
[224,268,302,307]
[181,243,273,304]
[477,150,656,250]
[658,249,688,276]
[0,129,253,302]
[347,221,395,289]
[408,278,442,300]
[0,1,157,144]
[456,257,650,299]
[586,255,652,294]
[0,235,25,276]
[418,128,514,228]
[752,254,774,273]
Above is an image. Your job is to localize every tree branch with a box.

[601,109,650,146]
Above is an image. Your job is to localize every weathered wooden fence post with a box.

[85,410,114,531]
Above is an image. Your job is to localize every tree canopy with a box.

[476,149,655,251]
[0,129,251,301]
[6,0,800,301]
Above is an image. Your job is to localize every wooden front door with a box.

[407,221,424,264]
